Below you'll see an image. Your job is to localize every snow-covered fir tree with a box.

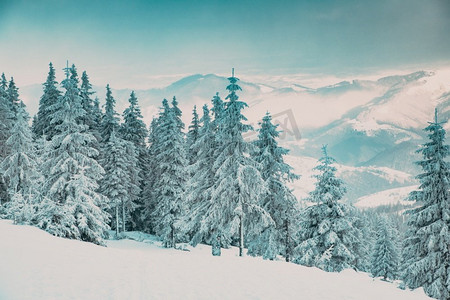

[0,74,13,204]
[186,105,200,165]
[402,109,450,300]
[371,215,399,281]
[6,77,22,118]
[0,104,40,224]
[100,131,139,236]
[171,96,184,130]
[100,84,120,144]
[248,112,299,262]
[294,145,362,272]
[142,117,160,231]
[120,91,147,229]
[149,99,187,248]
[33,63,61,140]
[197,72,271,256]
[179,104,216,245]
[37,66,109,245]
[79,71,100,142]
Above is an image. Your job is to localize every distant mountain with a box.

[17,67,450,207]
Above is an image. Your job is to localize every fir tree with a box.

[248,112,299,262]
[149,99,187,247]
[33,63,61,140]
[0,73,14,167]
[371,215,399,281]
[0,104,39,224]
[180,104,216,245]
[37,69,109,245]
[100,84,120,144]
[142,117,160,231]
[186,105,200,165]
[120,91,147,229]
[7,77,21,117]
[100,131,139,236]
[402,109,450,300]
[211,92,224,129]
[79,71,99,138]
[171,96,184,130]
[197,72,270,256]
[294,146,362,272]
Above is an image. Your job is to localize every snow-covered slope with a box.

[354,185,418,209]
[0,220,430,300]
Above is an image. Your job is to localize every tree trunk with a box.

[212,232,221,256]
[285,219,290,262]
[115,204,119,238]
[239,215,244,257]
[122,200,126,233]
[170,222,175,248]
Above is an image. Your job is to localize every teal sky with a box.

[1,0,449,88]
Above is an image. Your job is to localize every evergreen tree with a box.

[79,71,99,139]
[100,131,139,236]
[180,105,216,245]
[171,96,184,130]
[33,63,61,140]
[149,99,187,247]
[0,104,39,224]
[37,69,109,245]
[120,91,147,229]
[7,77,22,118]
[70,64,79,87]
[0,73,13,202]
[92,96,103,130]
[402,109,450,300]
[293,146,362,272]
[196,73,270,256]
[142,117,160,231]
[248,112,299,262]
[211,92,224,129]
[100,84,120,144]
[371,215,399,281]
[186,105,200,165]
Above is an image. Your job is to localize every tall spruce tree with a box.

[186,105,200,165]
[7,77,22,118]
[33,63,61,140]
[0,103,39,224]
[180,104,216,245]
[248,112,299,261]
[100,84,120,144]
[79,71,99,140]
[402,109,450,300]
[120,91,147,229]
[37,66,109,245]
[142,117,160,232]
[371,215,399,281]
[294,146,362,272]
[149,99,187,247]
[100,131,139,236]
[198,72,270,256]
[0,73,12,204]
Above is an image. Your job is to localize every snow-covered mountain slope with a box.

[0,220,430,300]
[354,185,418,209]
[17,67,450,208]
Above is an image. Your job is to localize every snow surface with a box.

[0,220,430,300]
[355,185,418,209]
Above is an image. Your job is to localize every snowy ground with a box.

[0,220,430,300]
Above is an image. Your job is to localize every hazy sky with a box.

[1,0,449,88]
